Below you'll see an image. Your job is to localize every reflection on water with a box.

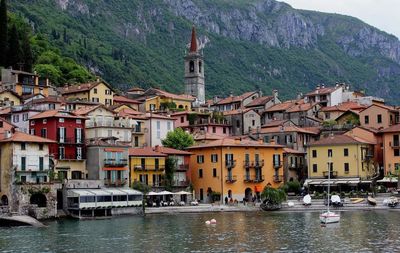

[0,211,400,252]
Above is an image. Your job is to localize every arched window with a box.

[30,193,47,207]
[199,61,202,73]
[189,61,195,73]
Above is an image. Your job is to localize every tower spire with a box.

[190,26,198,52]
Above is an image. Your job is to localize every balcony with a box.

[104,179,127,187]
[134,165,165,171]
[225,160,236,169]
[323,171,338,178]
[254,160,264,168]
[59,138,84,144]
[56,154,85,161]
[132,127,145,134]
[273,175,283,183]
[254,175,265,183]
[273,162,282,169]
[104,159,128,167]
[176,164,189,171]
[172,180,190,187]
[225,175,237,183]
[390,141,400,148]
[243,161,253,168]
[363,153,374,161]
[243,175,253,183]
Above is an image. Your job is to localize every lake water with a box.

[0,210,400,252]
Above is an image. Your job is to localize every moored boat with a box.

[388,197,398,208]
[367,196,377,206]
[320,211,340,224]
[350,198,364,204]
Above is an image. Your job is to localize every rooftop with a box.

[245,96,274,108]
[0,131,55,143]
[29,110,86,120]
[215,91,257,106]
[187,137,283,149]
[129,147,167,157]
[113,95,141,104]
[308,134,375,146]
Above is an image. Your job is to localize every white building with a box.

[145,113,175,147]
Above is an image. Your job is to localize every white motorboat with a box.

[319,159,340,224]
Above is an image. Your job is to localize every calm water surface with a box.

[0,210,399,252]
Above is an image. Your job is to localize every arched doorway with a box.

[245,188,253,202]
[227,190,232,199]
[30,193,47,207]
[1,195,8,206]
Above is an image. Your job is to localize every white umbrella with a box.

[303,194,311,205]
[147,191,158,196]
[158,190,173,195]
[174,191,192,195]
[331,195,341,203]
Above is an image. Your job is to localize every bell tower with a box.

[184,26,205,104]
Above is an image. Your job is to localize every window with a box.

[21,176,26,183]
[21,157,26,170]
[328,149,333,157]
[213,168,217,177]
[211,154,218,163]
[344,148,349,157]
[273,154,281,167]
[325,112,330,119]
[377,114,382,124]
[212,126,216,133]
[39,157,44,171]
[364,115,369,124]
[149,104,156,111]
[199,61,202,73]
[75,128,82,143]
[156,121,161,139]
[395,163,400,171]
[394,135,399,147]
[41,128,47,138]
[94,88,97,94]
[223,127,226,134]
[197,155,204,164]
[30,120,35,126]
[59,147,65,159]
[312,164,317,173]
[134,136,139,147]
[180,117,184,123]
[23,113,28,121]
[198,169,203,178]
[49,103,56,110]
[312,150,317,158]
[236,120,240,128]
[167,121,172,131]
[12,114,19,123]
[344,163,349,174]
[245,154,250,162]
[394,149,400,157]
[189,61,194,73]
[76,119,81,124]
[30,129,35,135]
[59,118,64,123]
[58,127,66,143]
[39,144,44,150]
[77,147,82,159]
[199,188,203,201]
[43,119,47,124]
[252,120,255,126]
[21,143,26,150]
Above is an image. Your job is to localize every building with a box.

[86,137,130,187]
[60,80,115,106]
[1,69,50,97]
[245,90,280,115]
[0,89,22,107]
[184,26,205,104]
[381,124,400,175]
[284,100,320,127]
[304,84,343,107]
[116,108,147,148]
[187,137,284,203]
[283,148,306,182]
[145,113,175,147]
[137,88,195,112]
[29,110,87,180]
[223,108,261,136]
[359,104,399,130]
[306,135,377,190]
[263,100,297,125]
[213,91,260,112]
[318,102,366,121]
[113,95,141,111]
[129,147,167,188]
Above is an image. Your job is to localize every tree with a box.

[0,0,7,67]
[161,128,194,150]
[164,158,176,191]
[260,186,286,210]
[20,30,33,71]
[131,181,151,215]
[34,64,62,84]
[6,24,23,69]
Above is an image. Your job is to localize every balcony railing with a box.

[59,138,84,144]
[273,162,282,169]
[56,154,85,160]
[134,165,165,171]
[273,175,283,182]
[243,161,253,168]
[254,160,264,168]
[176,164,189,171]
[132,127,145,134]
[390,141,400,148]
[323,171,338,178]
[363,153,374,161]
[254,175,265,183]
[104,179,127,187]
[243,175,253,182]
[172,180,190,187]
[225,175,237,183]
[104,159,128,167]
[225,160,236,169]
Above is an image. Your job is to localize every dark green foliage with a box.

[6,24,22,69]
[282,180,301,194]
[164,158,176,191]
[131,181,151,194]
[0,0,7,67]
[161,128,195,150]
[261,186,286,205]
[20,30,32,71]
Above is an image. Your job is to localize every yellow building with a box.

[129,147,166,188]
[1,69,50,97]
[306,134,376,189]
[187,137,284,203]
[0,90,22,107]
[137,88,194,112]
[61,80,115,106]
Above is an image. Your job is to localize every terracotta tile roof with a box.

[193,132,226,141]
[360,103,398,113]
[306,86,340,96]
[0,107,11,115]
[264,100,296,112]
[0,89,22,99]
[61,81,113,95]
[29,110,86,120]
[222,107,254,116]
[308,134,375,146]
[258,125,320,135]
[73,105,115,116]
[261,120,291,128]
[146,113,176,120]
[129,147,167,157]
[127,87,145,92]
[113,95,141,104]
[0,131,55,143]
[215,92,257,105]
[380,124,400,133]
[142,88,195,101]
[187,137,283,149]
[25,95,64,105]
[117,108,147,119]
[155,146,192,155]
[245,96,273,108]
[286,102,318,113]
[320,102,366,112]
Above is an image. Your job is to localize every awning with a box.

[305,178,360,186]
[254,186,263,192]
[377,177,398,183]
[158,190,173,195]
[174,191,192,195]
[102,167,128,171]
[147,191,158,196]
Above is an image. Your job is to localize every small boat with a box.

[367,196,377,206]
[303,194,312,206]
[350,198,364,204]
[287,201,294,207]
[388,197,398,208]
[319,159,340,224]
[260,203,281,211]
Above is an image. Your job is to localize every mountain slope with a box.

[8,0,400,103]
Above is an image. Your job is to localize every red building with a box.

[29,110,87,180]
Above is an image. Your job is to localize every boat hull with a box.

[320,212,340,224]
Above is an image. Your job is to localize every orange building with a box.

[381,124,400,174]
[359,104,399,130]
[187,137,284,203]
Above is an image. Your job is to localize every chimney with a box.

[229,92,233,97]
[213,96,218,104]
[321,84,325,89]
[258,88,263,97]
[154,145,160,152]
[316,84,320,90]
[234,137,241,144]
[273,90,278,104]
[96,77,100,82]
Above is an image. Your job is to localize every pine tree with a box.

[21,31,32,72]
[6,24,22,69]
[0,0,8,67]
